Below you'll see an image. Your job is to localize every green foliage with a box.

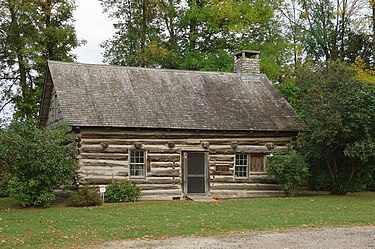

[100,0,289,81]
[0,178,9,197]
[267,150,310,196]
[69,187,102,207]
[0,0,78,120]
[0,121,77,206]
[297,61,375,194]
[275,81,304,116]
[106,181,141,203]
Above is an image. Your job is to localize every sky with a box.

[72,0,115,64]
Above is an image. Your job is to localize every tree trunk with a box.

[9,1,30,114]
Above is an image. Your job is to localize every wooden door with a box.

[185,152,207,194]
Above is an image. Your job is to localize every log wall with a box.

[75,128,297,200]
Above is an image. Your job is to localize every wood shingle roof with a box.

[39,60,307,131]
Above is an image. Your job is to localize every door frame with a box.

[182,151,210,195]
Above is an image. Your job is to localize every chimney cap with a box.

[234,50,260,59]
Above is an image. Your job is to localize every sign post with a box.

[99,185,106,203]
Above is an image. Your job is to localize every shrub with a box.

[0,178,9,197]
[0,121,77,207]
[267,150,310,197]
[69,186,102,207]
[106,181,140,203]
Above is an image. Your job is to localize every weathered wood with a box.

[145,147,180,154]
[79,159,126,167]
[73,128,298,200]
[209,155,235,161]
[210,183,282,191]
[130,177,181,185]
[80,128,298,140]
[209,161,234,165]
[79,170,128,177]
[79,166,127,172]
[80,176,128,184]
[140,189,182,196]
[210,169,234,176]
[209,190,284,198]
[147,153,180,162]
[150,162,181,168]
[148,168,180,177]
[80,137,294,147]
[138,184,181,190]
[81,145,129,153]
[79,153,128,160]
[211,176,277,184]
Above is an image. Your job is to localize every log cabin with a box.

[39,50,307,200]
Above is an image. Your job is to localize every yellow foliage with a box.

[352,57,375,84]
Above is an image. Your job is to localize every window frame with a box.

[129,149,146,179]
[234,153,249,179]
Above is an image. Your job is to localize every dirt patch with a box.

[91,226,375,249]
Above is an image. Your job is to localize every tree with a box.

[100,0,290,81]
[297,60,375,194]
[0,121,77,207]
[0,0,78,120]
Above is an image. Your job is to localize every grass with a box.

[1,191,375,248]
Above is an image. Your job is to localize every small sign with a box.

[99,185,106,193]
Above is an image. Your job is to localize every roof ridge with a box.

[47,60,239,76]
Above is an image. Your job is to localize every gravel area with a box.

[93,226,375,249]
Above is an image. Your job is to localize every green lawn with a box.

[1,191,375,248]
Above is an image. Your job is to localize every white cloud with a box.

[73,0,115,64]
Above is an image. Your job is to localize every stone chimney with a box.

[234,50,260,75]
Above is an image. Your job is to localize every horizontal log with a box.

[138,184,181,190]
[78,171,128,177]
[209,155,235,161]
[209,161,234,165]
[148,168,180,177]
[130,177,181,185]
[78,165,127,172]
[210,169,234,176]
[80,137,294,147]
[210,183,282,191]
[144,147,180,154]
[80,176,128,184]
[81,145,129,153]
[80,128,298,140]
[78,153,128,160]
[140,189,182,196]
[211,175,277,184]
[150,162,180,168]
[147,154,180,162]
[79,159,126,167]
[209,190,285,198]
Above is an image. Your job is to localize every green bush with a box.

[0,121,77,207]
[0,178,9,197]
[267,150,310,197]
[106,181,140,203]
[69,187,102,207]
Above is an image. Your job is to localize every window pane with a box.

[235,153,248,178]
[130,150,145,177]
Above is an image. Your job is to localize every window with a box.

[235,153,248,178]
[130,150,146,178]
